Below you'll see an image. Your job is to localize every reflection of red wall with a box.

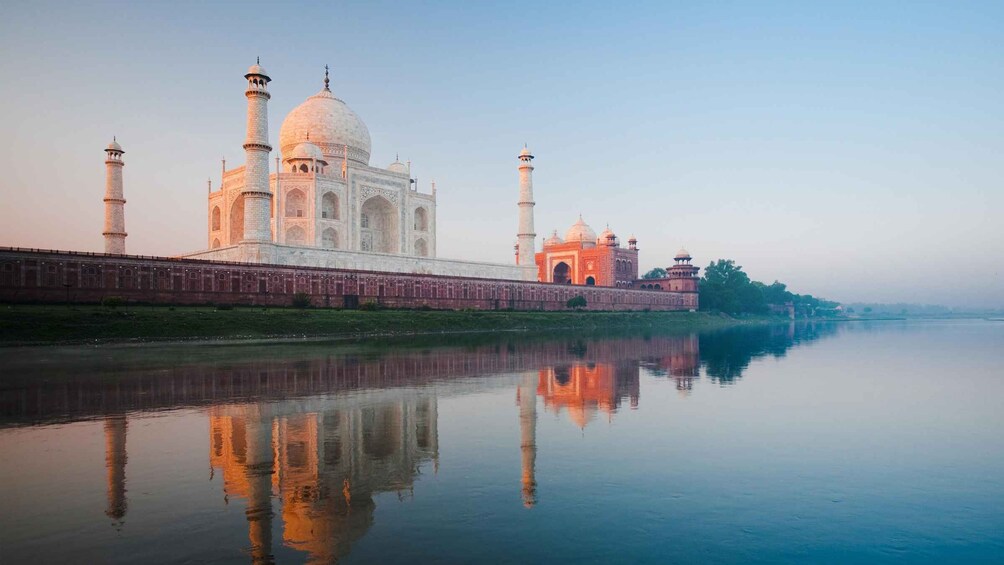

[2,334,700,424]
[0,248,697,311]
[537,363,640,427]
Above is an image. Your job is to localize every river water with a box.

[0,320,1002,564]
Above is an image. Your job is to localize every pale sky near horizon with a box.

[0,1,1001,308]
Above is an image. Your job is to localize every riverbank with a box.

[0,304,771,346]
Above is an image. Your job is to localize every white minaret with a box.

[103,138,127,254]
[516,146,536,266]
[241,59,273,243]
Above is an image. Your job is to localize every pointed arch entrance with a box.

[552,262,571,284]
[229,195,244,243]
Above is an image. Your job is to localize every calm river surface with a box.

[1,320,1002,564]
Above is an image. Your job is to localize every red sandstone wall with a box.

[0,248,698,311]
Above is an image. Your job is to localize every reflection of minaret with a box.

[104,415,127,523]
[518,372,537,508]
[246,412,275,564]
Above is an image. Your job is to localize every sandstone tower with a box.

[103,138,127,254]
[242,59,273,244]
[516,146,536,266]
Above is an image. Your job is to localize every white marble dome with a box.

[675,248,691,260]
[544,230,564,247]
[279,89,371,165]
[387,158,408,174]
[105,139,123,152]
[286,141,326,163]
[565,216,596,244]
[597,226,617,246]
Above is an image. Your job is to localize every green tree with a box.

[762,280,793,305]
[700,259,766,314]
[642,267,666,279]
[566,295,587,310]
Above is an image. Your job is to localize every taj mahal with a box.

[96,60,698,293]
[0,59,703,311]
[170,61,536,281]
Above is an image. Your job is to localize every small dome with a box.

[285,141,326,163]
[565,216,597,244]
[628,234,637,242]
[597,226,617,246]
[519,146,533,158]
[544,230,564,247]
[675,248,692,260]
[387,158,408,174]
[246,63,269,78]
[105,139,122,152]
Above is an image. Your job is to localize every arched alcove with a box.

[322,227,338,249]
[360,196,398,253]
[211,206,221,231]
[229,196,244,243]
[414,207,428,231]
[322,192,339,220]
[415,238,428,257]
[286,225,307,246]
[286,189,306,218]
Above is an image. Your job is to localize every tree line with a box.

[696,259,839,317]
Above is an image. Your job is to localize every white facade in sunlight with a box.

[183,62,536,281]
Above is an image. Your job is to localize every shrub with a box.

[101,296,124,309]
[359,300,382,311]
[215,303,233,311]
[291,293,312,309]
[566,295,587,310]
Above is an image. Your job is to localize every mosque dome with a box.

[597,226,617,246]
[544,230,564,247]
[280,89,371,166]
[105,139,123,152]
[285,141,326,163]
[565,216,597,244]
[675,248,691,260]
[387,157,408,175]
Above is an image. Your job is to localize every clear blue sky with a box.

[1,1,1001,308]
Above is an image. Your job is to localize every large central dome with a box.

[279,88,371,166]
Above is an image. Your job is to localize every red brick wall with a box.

[0,247,698,311]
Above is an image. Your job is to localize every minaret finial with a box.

[324,65,330,91]
[395,152,399,161]
[257,56,260,65]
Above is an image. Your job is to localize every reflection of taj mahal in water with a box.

[18,328,840,562]
[91,359,699,560]
[209,392,439,562]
